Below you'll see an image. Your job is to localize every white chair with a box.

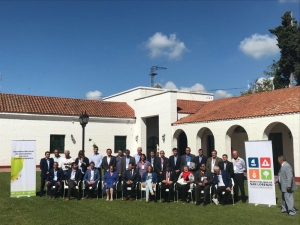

[83,181,100,199]
[63,180,81,199]
[195,185,212,204]
[101,181,119,200]
[159,182,175,202]
[121,181,138,200]
[140,182,157,202]
[176,183,195,203]
[214,178,235,205]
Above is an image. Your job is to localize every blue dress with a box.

[103,171,118,190]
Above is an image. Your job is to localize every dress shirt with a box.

[186,155,191,169]
[224,162,227,170]
[53,156,62,168]
[211,158,216,173]
[134,154,141,163]
[198,156,203,164]
[90,170,94,181]
[217,172,225,186]
[89,153,103,168]
[70,170,76,180]
[46,159,50,170]
[126,157,130,169]
[231,157,246,174]
[107,156,111,166]
[174,156,177,165]
[54,170,57,181]
[60,157,74,171]
[161,158,164,171]
[151,157,154,167]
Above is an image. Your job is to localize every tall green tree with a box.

[264,11,300,88]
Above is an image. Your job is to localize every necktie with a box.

[130,170,133,179]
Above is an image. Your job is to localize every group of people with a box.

[39,146,297,215]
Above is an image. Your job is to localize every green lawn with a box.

[0,172,299,225]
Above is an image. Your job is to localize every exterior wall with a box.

[177,92,213,101]
[0,114,135,166]
[172,113,300,177]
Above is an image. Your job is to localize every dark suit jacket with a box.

[214,170,232,188]
[119,156,136,175]
[218,160,234,178]
[65,169,81,183]
[75,157,89,174]
[102,156,116,172]
[195,169,213,186]
[40,158,54,175]
[47,168,64,182]
[206,157,222,172]
[169,155,181,172]
[154,157,169,175]
[161,170,175,183]
[122,169,139,184]
[196,155,208,169]
[148,157,159,168]
[180,154,197,172]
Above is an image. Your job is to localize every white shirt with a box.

[211,158,216,173]
[217,173,225,187]
[70,170,76,180]
[90,170,94,182]
[60,157,74,170]
[107,156,111,166]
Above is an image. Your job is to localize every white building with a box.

[0,86,299,181]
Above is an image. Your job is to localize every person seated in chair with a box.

[65,162,81,201]
[46,162,63,199]
[212,166,232,205]
[122,163,139,201]
[103,165,118,201]
[177,165,194,204]
[141,165,157,203]
[161,164,175,203]
[195,163,213,206]
[84,161,100,199]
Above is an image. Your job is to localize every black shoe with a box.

[203,202,207,206]
[196,201,200,206]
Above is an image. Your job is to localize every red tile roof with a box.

[174,86,300,124]
[0,93,135,118]
[177,99,207,114]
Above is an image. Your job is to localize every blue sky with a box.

[0,1,299,100]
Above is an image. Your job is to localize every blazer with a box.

[278,162,297,193]
[101,156,116,172]
[119,156,136,175]
[169,155,181,172]
[180,154,197,172]
[161,170,175,183]
[214,170,232,188]
[141,171,158,183]
[65,169,81,183]
[47,168,64,182]
[196,155,208,169]
[75,157,89,174]
[154,157,169,175]
[218,160,234,178]
[122,169,139,184]
[206,157,222,172]
[148,156,159,168]
[40,158,54,175]
[194,169,213,186]
[84,169,100,183]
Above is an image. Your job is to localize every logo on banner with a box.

[260,158,271,168]
[261,169,272,180]
[248,158,259,168]
[249,169,260,180]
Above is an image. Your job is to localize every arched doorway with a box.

[173,129,188,156]
[225,125,248,161]
[263,122,294,175]
[197,127,214,157]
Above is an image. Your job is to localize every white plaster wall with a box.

[172,113,300,177]
[177,92,213,101]
[0,115,135,166]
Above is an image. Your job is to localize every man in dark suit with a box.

[218,154,234,178]
[39,151,54,197]
[65,162,81,201]
[161,164,175,203]
[148,150,159,168]
[196,149,207,170]
[169,148,181,181]
[180,147,197,173]
[206,150,222,173]
[195,163,213,206]
[119,150,135,176]
[122,163,139,201]
[212,166,232,205]
[155,150,169,182]
[102,148,116,172]
[46,162,63,199]
[83,161,100,199]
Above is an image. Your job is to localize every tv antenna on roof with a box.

[149,66,167,87]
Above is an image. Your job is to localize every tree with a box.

[264,11,300,88]
[241,78,274,95]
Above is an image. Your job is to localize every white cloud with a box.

[163,81,233,100]
[214,90,233,100]
[86,90,102,100]
[239,34,280,59]
[145,32,189,60]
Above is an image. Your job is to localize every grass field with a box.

[0,172,299,225]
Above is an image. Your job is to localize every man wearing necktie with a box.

[218,154,234,178]
[161,164,175,203]
[39,151,54,197]
[169,148,181,180]
[122,163,138,201]
[46,162,63,199]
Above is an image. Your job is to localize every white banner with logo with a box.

[245,141,276,205]
[11,140,36,197]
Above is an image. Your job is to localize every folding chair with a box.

[176,183,195,203]
[63,180,81,199]
[121,181,138,200]
[140,182,157,202]
[83,181,100,199]
[101,181,119,200]
[159,182,175,202]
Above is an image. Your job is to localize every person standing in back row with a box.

[231,150,246,203]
